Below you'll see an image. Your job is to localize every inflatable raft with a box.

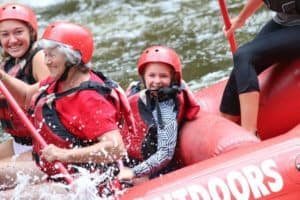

[120,60,300,200]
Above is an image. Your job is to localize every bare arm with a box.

[31,50,50,81]
[0,70,39,107]
[224,0,264,37]
[42,129,126,164]
[237,0,264,24]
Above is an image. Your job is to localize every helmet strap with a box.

[59,64,72,82]
[59,60,84,82]
[140,77,146,89]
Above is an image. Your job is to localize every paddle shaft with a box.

[218,0,237,53]
[0,81,73,184]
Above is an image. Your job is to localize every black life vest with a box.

[123,81,200,161]
[263,0,300,14]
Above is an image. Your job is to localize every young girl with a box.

[119,45,200,182]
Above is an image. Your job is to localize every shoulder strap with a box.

[42,103,94,147]
[40,79,115,147]
[93,70,137,135]
[54,81,112,101]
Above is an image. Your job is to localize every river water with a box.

[0,0,273,198]
[1,0,272,88]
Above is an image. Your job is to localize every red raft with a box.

[120,60,300,200]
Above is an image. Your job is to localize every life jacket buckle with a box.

[46,93,56,109]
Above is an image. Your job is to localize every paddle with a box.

[218,0,237,54]
[0,81,73,184]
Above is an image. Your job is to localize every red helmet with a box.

[137,45,182,83]
[42,21,94,64]
[0,3,38,39]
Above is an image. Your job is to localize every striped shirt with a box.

[133,99,178,177]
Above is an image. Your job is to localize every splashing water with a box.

[1,166,125,199]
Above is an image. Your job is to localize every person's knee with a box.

[233,41,263,68]
[0,163,17,187]
[0,140,14,160]
[233,46,252,69]
[0,161,44,187]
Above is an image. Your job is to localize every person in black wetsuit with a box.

[220,0,300,136]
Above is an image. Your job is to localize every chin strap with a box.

[148,85,182,129]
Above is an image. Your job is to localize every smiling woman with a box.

[0,2,49,190]
[0,21,136,198]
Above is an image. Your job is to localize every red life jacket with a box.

[263,0,300,14]
[31,71,136,177]
[123,81,200,161]
[0,47,39,145]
